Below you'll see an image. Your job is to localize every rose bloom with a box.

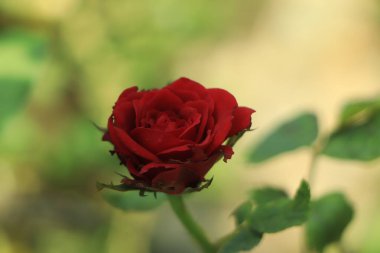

[102,77,254,194]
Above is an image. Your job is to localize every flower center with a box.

[141,110,187,131]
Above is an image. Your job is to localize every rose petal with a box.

[228,106,255,136]
[126,159,142,177]
[116,86,139,102]
[196,129,213,149]
[179,107,201,140]
[132,90,157,127]
[144,88,183,112]
[131,128,192,154]
[170,89,200,102]
[205,88,238,154]
[158,143,210,162]
[113,101,135,131]
[108,118,159,162]
[181,151,221,179]
[151,166,199,194]
[140,162,179,175]
[157,145,193,161]
[167,77,209,100]
[185,100,211,142]
[148,152,220,194]
[221,145,234,162]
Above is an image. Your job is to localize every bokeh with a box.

[1,0,380,253]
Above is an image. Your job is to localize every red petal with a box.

[185,100,211,142]
[131,128,192,154]
[229,107,255,136]
[144,88,183,112]
[221,145,234,162]
[157,144,193,161]
[206,88,237,154]
[197,129,213,150]
[126,159,142,177]
[181,152,221,179]
[140,162,179,175]
[131,90,159,127]
[167,77,209,100]
[151,167,199,194]
[179,107,201,140]
[108,118,159,161]
[116,86,139,103]
[113,101,135,131]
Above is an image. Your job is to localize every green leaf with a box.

[232,201,253,226]
[248,180,310,233]
[248,112,318,163]
[218,226,262,253]
[222,184,308,252]
[306,193,354,252]
[339,98,380,127]
[293,180,311,211]
[102,191,166,212]
[323,99,380,161]
[250,187,288,205]
[0,77,31,128]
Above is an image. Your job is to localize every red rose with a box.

[102,77,254,194]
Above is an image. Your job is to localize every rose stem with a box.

[167,195,216,253]
[302,133,329,253]
[308,133,328,188]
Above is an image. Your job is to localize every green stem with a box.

[308,146,320,189]
[303,133,332,253]
[167,195,216,253]
[303,135,327,253]
[307,133,329,188]
[302,150,319,253]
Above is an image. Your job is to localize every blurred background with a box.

[1,0,380,252]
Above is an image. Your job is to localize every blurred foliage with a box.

[306,193,354,252]
[232,201,253,226]
[0,29,46,130]
[0,77,31,129]
[248,97,380,252]
[221,181,310,252]
[249,98,380,164]
[249,187,288,206]
[218,227,262,253]
[323,98,380,161]
[248,112,319,163]
[247,180,310,234]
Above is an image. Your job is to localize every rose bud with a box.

[99,77,255,195]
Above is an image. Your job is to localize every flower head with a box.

[100,77,255,195]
